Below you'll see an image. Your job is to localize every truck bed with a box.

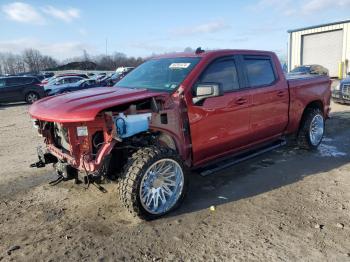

[285,74,331,134]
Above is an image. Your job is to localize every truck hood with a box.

[29,87,165,122]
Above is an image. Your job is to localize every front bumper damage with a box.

[30,141,116,189]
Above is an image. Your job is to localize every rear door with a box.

[242,55,289,142]
[188,56,252,165]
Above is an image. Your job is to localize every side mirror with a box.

[192,83,223,104]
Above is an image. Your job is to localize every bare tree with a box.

[23,49,42,73]
[184,47,194,52]
[40,55,58,70]
[0,48,143,74]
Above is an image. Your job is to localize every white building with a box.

[288,19,350,78]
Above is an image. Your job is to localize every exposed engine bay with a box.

[30,96,190,190]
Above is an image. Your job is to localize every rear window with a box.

[244,57,276,87]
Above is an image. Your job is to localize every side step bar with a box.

[199,139,286,176]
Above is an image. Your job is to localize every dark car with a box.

[0,76,45,104]
[289,65,329,76]
[100,70,133,87]
[45,79,99,96]
[43,72,55,78]
[332,77,350,104]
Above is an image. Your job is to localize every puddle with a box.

[318,143,347,157]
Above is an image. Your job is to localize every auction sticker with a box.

[169,63,191,69]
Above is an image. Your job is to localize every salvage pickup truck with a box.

[29,49,331,219]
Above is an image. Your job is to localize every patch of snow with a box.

[322,137,333,142]
[318,143,347,157]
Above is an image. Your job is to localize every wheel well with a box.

[106,132,177,179]
[298,100,324,133]
[157,132,177,151]
[305,100,323,113]
[25,91,39,98]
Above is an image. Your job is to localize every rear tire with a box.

[25,92,39,104]
[297,107,325,150]
[118,146,187,220]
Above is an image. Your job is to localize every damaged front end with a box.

[30,94,191,188]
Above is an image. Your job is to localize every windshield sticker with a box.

[169,63,191,69]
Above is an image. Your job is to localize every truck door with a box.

[242,55,289,142]
[187,56,252,166]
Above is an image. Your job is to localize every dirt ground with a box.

[0,101,349,262]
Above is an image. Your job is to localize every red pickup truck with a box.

[29,49,331,219]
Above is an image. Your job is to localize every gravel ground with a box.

[0,101,349,262]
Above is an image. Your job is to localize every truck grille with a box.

[343,84,350,95]
[342,84,350,99]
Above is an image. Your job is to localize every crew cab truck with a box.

[29,49,331,219]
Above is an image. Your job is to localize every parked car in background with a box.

[289,65,329,76]
[332,77,350,104]
[45,79,99,96]
[115,67,135,74]
[92,73,107,81]
[0,76,45,104]
[43,76,84,89]
[41,73,88,85]
[99,70,133,86]
[43,72,55,78]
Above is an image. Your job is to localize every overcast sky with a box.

[0,0,350,60]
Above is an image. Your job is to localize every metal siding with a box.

[288,21,350,76]
[302,30,343,77]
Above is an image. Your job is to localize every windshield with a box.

[116,57,200,92]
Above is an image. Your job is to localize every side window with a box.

[0,79,6,88]
[6,78,23,87]
[200,59,239,92]
[22,78,34,84]
[244,57,276,87]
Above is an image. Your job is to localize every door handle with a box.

[235,97,247,105]
[277,91,285,97]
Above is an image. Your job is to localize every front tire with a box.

[25,92,39,104]
[297,107,325,150]
[118,146,187,220]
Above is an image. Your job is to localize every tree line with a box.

[0,48,145,75]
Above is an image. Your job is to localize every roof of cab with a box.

[150,49,276,59]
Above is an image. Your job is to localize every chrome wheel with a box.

[309,114,324,146]
[139,159,184,215]
[26,92,39,103]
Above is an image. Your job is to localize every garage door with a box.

[302,30,343,77]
